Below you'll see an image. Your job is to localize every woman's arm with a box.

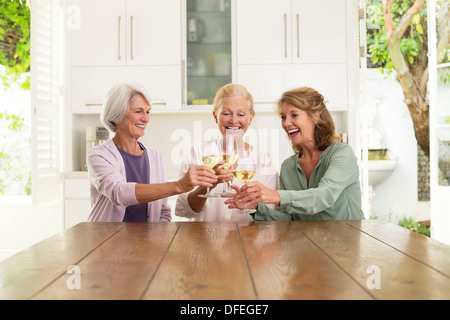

[135,165,217,204]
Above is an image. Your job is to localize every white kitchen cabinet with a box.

[71,66,182,113]
[63,173,91,229]
[236,0,360,156]
[235,0,356,111]
[64,0,184,173]
[68,0,181,67]
[66,0,182,115]
[237,64,348,110]
[236,0,347,65]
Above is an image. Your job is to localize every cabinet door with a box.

[236,0,291,64]
[69,0,126,67]
[237,64,347,110]
[291,0,347,64]
[127,0,181,66]
[71,66,182,113]
[185,0,233,106]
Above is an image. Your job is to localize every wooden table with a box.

[1,220,450,300]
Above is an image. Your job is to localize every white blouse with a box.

[175,147,278,222]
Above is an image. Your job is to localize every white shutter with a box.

[30,0,61,203]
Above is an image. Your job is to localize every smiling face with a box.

[116,94,150,140]
[213,95,254,137]
[280,102,316,147]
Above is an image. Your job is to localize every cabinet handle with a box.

[296,14,300,58]
[85,103,103,107]
[152,101,167,106]
[284,14,287,58]
[118,16,121,60]
[130,16,134,60]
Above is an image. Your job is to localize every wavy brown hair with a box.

[277,87,340,155]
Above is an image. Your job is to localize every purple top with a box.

[86,139,171,222]
[116,142,149,222]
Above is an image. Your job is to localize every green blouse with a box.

[254,142,365,221]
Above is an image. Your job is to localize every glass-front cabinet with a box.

[184,0,233,107]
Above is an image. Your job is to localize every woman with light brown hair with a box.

[225,87,364,221]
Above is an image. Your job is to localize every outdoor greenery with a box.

[0,110,31,195]
[398,217,431,237]
[0,0,30,195]
[366,0,449,158]
[367,0,427,71]
[0,0,30,89]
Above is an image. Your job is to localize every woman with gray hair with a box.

[87,83,217,222]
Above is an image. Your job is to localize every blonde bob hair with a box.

[212,83,255,115]
[101,82,152,132]
[277,87,340,155]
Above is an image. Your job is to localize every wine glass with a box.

[213,134,238,196]
[198,136,221,198]
[232,150,257,214]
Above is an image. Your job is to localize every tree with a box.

[367,0,449,157]
[0,0,30,89]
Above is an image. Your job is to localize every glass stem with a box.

[223,181,230,193]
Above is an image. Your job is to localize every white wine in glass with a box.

[198,137,221,198]
[215,134,239,196]
[232,150,257,214]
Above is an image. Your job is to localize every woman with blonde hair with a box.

[225,87,364,221]
[175,83,278,222]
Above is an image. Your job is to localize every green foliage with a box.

[441,72,450,85]
[0,110,31,195]
[366,0,427,73]
[0,1,31,195]
[0,0,30,90]
[367,0,449,83]
[398,217,431,237]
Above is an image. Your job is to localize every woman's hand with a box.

[224,182,280,210]
[212,164,233,189]
[176,165,218,193]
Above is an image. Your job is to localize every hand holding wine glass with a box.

[216,134,238,196]
[232,150,257,214]
[198,137,221,198]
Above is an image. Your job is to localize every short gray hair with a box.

[101,83,152,132]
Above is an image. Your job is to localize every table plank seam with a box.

[28,224,127,300]
[139,223,181,300]
[294,224,378,300]
[345,222,450,279]
[236,224,260,300]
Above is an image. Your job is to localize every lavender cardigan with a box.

[86,139,171,222]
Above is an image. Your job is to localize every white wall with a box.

[140,111,294,179]
[366,69,430,222]
[138,109,350,179]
